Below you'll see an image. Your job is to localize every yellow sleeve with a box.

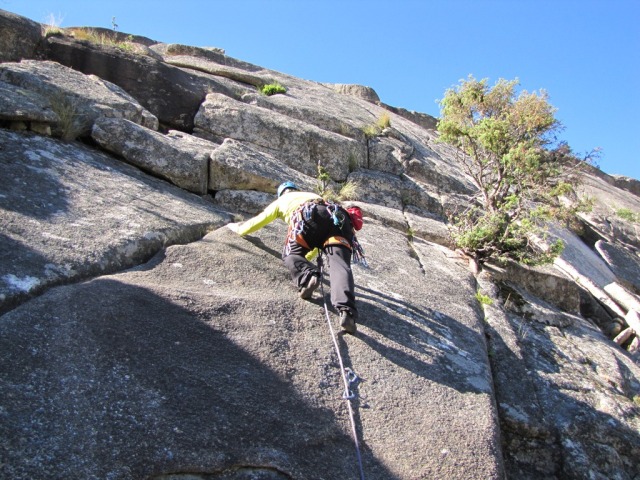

[236,201,281,236]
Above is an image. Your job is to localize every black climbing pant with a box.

[282,204,357,317]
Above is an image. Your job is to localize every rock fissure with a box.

[403,208,427,276]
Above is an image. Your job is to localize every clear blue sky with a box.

[4,0,639,180]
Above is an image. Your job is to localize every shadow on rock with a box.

[0,277,399,480]
[355,285,492,394]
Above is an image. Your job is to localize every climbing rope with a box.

[317,255,366,480]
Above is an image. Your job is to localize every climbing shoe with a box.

[340,310,357,334]
[299,275,320,299]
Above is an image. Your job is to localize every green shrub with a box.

[475,291,493,306]
[438,75,595,266]
[260,82,287,96]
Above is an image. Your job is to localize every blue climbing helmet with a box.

[277,181,298,198]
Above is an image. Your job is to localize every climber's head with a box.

[277,181,298,198]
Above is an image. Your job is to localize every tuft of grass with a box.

[376,111,391,130]
[407,227,415,242]
[42,13,65,37]
[259,82,287,96]
[49,94,85,141]
[616,208,639,223]
[72,28,106,43]
[347,153,359,173]
[361,124,379,138]
[337,180,359,201]
[71,29,137,52]
[314,166,360,202]
[475,291,494,306]
[362,112,392,138]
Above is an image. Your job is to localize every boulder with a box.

[404,145,476,195]
[576,171,640,249]
[328,83,381,103]
[348,169,407,210]
[0,60,157,139]
[611,174,640,197]
[151,42,266,74]
[45,35,234,131]
[162,54,270,89]
[151,42,226,60]
[91,118,213,194]
[404,205,451,246]
[0,80,59,134]
[486,260,582,314]
[212,189,275,216]
[348,169,443,215]
[345,201,409,234]
[64,26,158,47]
[381,102,439,131]
[367,135,411,175]
[194,92,366,181]
[0,9,43,62]
[208,138,315,193]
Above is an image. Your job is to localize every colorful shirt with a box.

[236,191,322,237]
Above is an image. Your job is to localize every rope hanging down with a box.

[317,256,366,480]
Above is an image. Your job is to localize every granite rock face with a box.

[1,8,639,480]
[0,59,158,137]
[0,9,42,62]
[91,117,213,194]
[0,129,230,314]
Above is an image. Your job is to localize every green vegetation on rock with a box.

[437,76,596,266]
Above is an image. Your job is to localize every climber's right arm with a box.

[233,201,281,236]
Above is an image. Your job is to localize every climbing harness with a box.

[284,200,368,267]
[317,256,366,480]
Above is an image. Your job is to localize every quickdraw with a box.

[351,236,368,267]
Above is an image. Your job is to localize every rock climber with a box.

[226,181,365,334]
